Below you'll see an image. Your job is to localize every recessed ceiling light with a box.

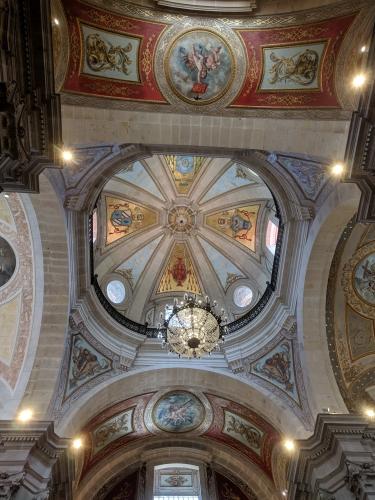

[17,408,33,422]
[352,73,367,88]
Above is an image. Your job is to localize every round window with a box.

[233,285,253,308]
[106,280,126,304]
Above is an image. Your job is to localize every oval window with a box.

[233,285,253,308]
[106,280,126,304]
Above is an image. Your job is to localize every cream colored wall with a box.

[61,105,350,161]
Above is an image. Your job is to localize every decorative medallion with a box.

[167,205,196,234]
[165,29,235,105]
[223,410,264,455]
[152,390,205,432]
[0,236,16,288]
[353,253,375,305]
[342,243,375,320]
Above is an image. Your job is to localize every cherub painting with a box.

[167,30,234,104]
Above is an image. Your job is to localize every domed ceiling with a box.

[93,155,278,326]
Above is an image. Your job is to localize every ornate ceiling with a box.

[94,155,276,324]
[52,0,373,118]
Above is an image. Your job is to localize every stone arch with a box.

[297,181,361,416]
[19,173,70,418]
[56,366,305,438]
[75,438,279,500]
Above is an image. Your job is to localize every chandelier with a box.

[158,294,227,358]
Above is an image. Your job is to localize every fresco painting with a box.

[198,236,244,290]
[92,408,134,453]
[152,391,205,432]
[259,42,326,91]
[157,242,201,294]
[251,341,299,402]
[200,163,255,203]
[0,236,16,288]
[346,305,375,361]
[115,161,164,200]
[66,335,111,398]
[164,155,205,194]
[205,205,259,253]
[82,24,141,83]
[232,14,355,108]
[63,0,167,103]
[160,473,193,488]
[166,29,235,104]
[354,253,375,306]
[276,155,327,200]
[106,196,158,245]
[223,410,263,455]
[117,236,163,288]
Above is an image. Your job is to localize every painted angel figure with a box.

[179,43,222,97]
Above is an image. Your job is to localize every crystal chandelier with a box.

[158,294,227,358]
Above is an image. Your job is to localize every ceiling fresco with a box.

[77,388,279,482]
[205,205,259,253]
[59,0,361,113]
[157,242,202,295]
[105,195,158,246]
[327,220,375,411]
[95,155,275,323]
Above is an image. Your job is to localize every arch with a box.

[297,182,361,415]
[75,439,279,500]
[56,366,305,438]
[18,173,70,418]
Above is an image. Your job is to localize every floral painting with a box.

[81,24,141,83]
[259,42,326,91]
[166,30,234,104]
[152,391,205,432]
[354,253,375,305]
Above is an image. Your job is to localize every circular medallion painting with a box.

[0,236,16,288]
[165,29,235,105]
[152,391,205,432]
[354,253,375,305]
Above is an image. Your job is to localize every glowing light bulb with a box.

[365,408,375,419]
[17,408,33,422]
[283,439,295,452]
[352,73,366,88]
[331,162,345,176]
[53,18,59,25]
[61,149,73,162]
[361,45,367,53]
[72,437,83,449]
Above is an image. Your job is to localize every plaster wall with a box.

[61,105,350,161]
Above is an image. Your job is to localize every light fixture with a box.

[61,149,74,162]
[72,437,83,450]
[282,491,288,497]
[4,194,9,198]
[53,18,59,26]
[283,438,295,452]
[364,408,375,419]
[352,73,367,89]
[361,45,367,53]
[158,294,227,358]
[331,162,345,176]
[17,408,33,422]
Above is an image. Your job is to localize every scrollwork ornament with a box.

[341,242,375,320]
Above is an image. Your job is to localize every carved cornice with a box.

[345,22,375,222]
[0,0,62,193]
